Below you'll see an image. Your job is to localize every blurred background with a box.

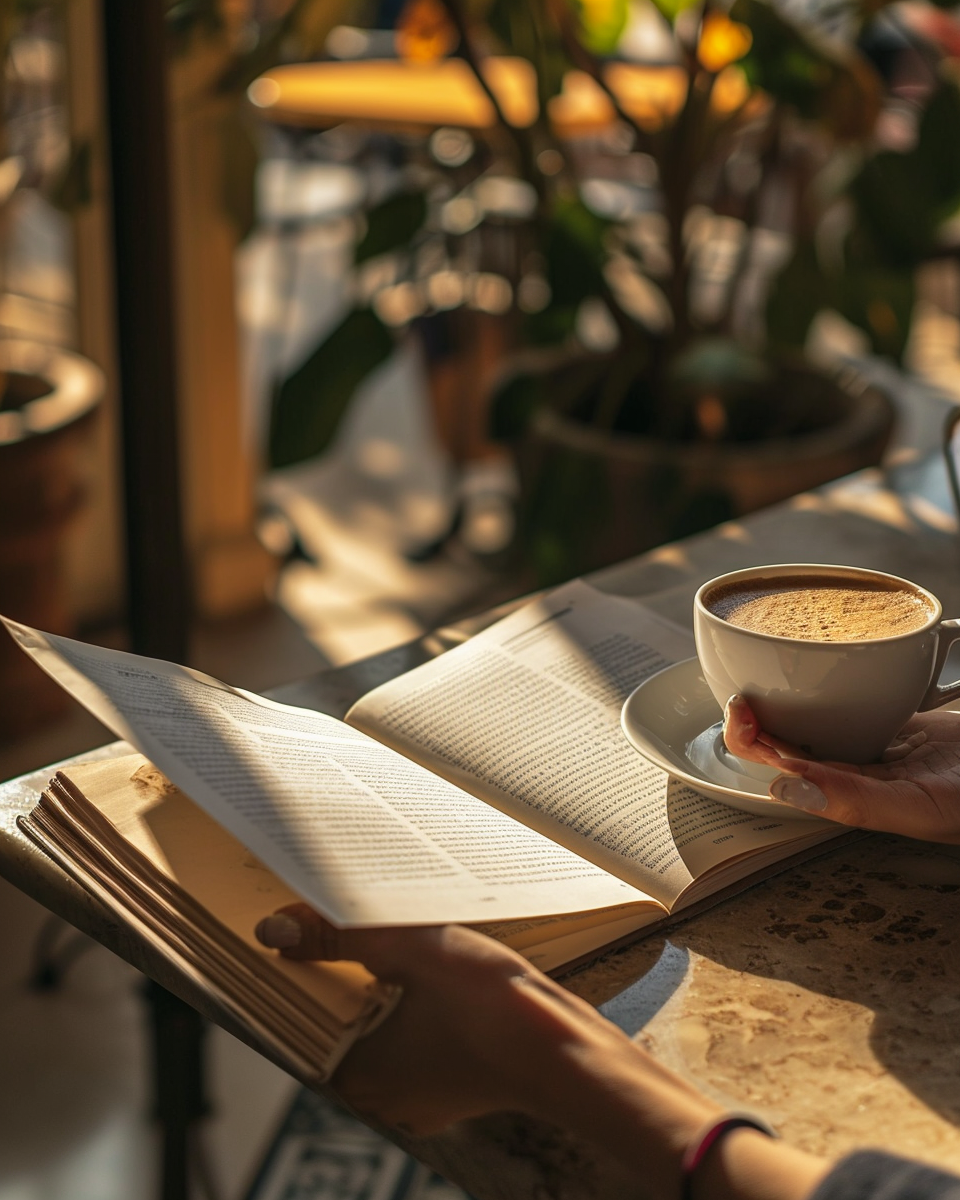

[0,0,959,1196]
[1,0,959,776]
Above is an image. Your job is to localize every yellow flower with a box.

[697,11,752,73]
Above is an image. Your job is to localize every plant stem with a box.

[545,0,657,159]
[436,0,547,206]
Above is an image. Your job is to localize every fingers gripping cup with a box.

[694,564,960,763]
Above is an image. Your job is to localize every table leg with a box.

[145,981,212,1200]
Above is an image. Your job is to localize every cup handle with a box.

[919,618,960,710]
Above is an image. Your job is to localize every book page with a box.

[347,580,834,910]
[55,756,387,1016]
[3,617,656,927]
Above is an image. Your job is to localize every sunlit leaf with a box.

[269,308,394,469]
[571,0,630,55]
[395,0,458,60]
[355,189,429,264]
[697,11,752,72]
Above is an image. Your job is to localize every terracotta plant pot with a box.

[512,359,897,585]
[0,340,105,740]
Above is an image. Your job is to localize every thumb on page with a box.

[255,903,423,978]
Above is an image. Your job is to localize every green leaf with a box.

[846,76,960,273]
[571,0,630,55]
[647,0,701,24]
[835,261,915,361]
[769,224,915,361]
[541,195,609,307]
[269,308,394,469]
[765,240,832,351]
[731,0,879,133]
[851,150,941,266]
[734,0,829,115]
[355,189,428,265]
[521,304,580,346]
[486,0,570,103]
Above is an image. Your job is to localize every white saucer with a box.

[621,658,821,820]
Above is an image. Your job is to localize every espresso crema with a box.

[705,575,935,641]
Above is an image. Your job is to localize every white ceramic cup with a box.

[694,563,960,762]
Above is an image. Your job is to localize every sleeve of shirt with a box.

[810,1151,960,1200]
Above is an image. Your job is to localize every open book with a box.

[4,581,844,1082]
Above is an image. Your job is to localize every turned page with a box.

[346,580,833,910]
[3,618,655,926]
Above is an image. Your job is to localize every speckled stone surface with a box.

[565,834,960,1171]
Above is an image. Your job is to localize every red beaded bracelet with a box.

[680,1113,779,1200]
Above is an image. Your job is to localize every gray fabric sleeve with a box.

[810,1151,960,1200]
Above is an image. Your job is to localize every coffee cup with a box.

[694,563,960,762]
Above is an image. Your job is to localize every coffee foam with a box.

[706,576,934,642]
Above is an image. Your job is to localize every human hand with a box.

[254,906,664,1138]
[723,694,960,842]
[255,908,828,1200]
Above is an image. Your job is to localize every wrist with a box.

[507,983,828,1200]
[498,969,830,1200]
[527,1018,720,1188]
[691,1126,831,1200]
[682,1115,779,1200]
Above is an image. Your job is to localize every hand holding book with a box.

[253,907,830,1200]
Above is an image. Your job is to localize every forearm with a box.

[513,975,830,1200]
[257,914,834,1200]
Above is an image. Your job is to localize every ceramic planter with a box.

[512,359,897,584]
[0,340,106,738]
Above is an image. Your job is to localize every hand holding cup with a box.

[722,695,960,843]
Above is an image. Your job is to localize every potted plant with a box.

[256,0,960,582]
